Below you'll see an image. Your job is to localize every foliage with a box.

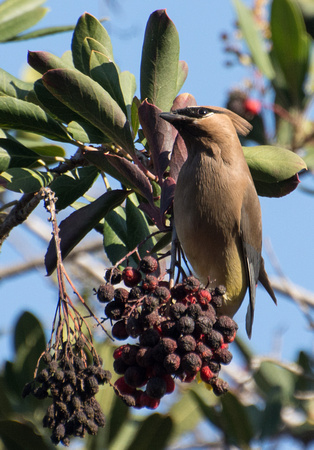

[0,0,313,448]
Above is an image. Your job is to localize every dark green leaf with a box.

[67,120,110,144]
[72,12,114,74]
[271,0,310,105]
[50,166,99,210]
[254,361,295,403]
[45,189,128,275]
[260,387,283,438]
[125,194,156,260]
[140,9,180,111]
[0,68,33,100]
[0,137,40,169]
[20,140,66,158]
[0,96,70,142]
[243,145,307,182]
[233,0,275,80]
[107,394,130,445]
[104,207,129,265]
[221,392,254,446]
[89,50,127,115]
[126,413,173,450]
[0,420,51,450]
[150,231,171,254]
[0,0,48,42]
[33,79,84,124]
[0,167,53,193]
[42,68,134,153]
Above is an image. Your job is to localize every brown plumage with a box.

[160,106,277,337]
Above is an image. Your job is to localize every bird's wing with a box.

[240,183,262,338]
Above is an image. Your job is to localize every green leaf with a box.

[125,194,156,261]
[0,68,33,100]
[42,68,134,153]
[107,394,130,445]
[176,60,188,94]
[126,414,173,450]
[67,120,110,144]
[45,189,128,275]
[3,312,46,400]
[271,0,310,105]
[260,387,283,438]
[243,145,307,183]
[72,12,114,74]
[140,9,180,111]
[0,420,51,450]
[9,24,75,41]
[28,50,71,74]
[104,207,129,266]
[119,71,137,122]
[0,147,10,172]
[20,140,66,158]
[33,79,84,124]
[0,167,53,192]
[0,137,41,169]
[0,0,48,42]
[254,361,296,403]
[0,96,70,142]
[169,389,204,439]
[89,50,127,115]
[233,0,275,80]
[50,166,99,211]
[221,392,254,446]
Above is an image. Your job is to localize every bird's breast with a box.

[174,152,247,314]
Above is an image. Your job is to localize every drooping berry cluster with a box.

[98,256,238,407]
[23,342,111,446]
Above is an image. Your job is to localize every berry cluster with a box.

[98,256,238,408]
[23,342,111,446]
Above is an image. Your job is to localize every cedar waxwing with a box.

[160,106,277,337]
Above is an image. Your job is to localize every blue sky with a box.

[0,0,313,381]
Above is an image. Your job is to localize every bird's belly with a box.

[174,192,247,317]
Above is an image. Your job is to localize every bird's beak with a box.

[159,111,193,124]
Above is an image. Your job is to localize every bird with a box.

[160,106,277,337]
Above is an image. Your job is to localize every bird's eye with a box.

[198,108,210,116]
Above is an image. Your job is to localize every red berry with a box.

[114,377,135,395]
[122,267,142,287]
[113,345,127,360]
[163,374,175,394]
[244,98,261,115]
[200,366,215,383]
[197,289,212,306]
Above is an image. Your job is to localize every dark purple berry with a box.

[105,267,122,284]
[139,256,158,274]
[181,352,202,374]
[177,335,196,353]
[163,353,181,373]
[177,316,195,335]
[170,302,187,319]
[146,377,167,399]
[139,328,160,347]
[124,366,147,388]
[112,320,129,340]
[97,283,115,303]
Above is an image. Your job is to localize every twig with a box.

[0,188,46,249]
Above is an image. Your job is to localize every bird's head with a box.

[160,106,252,146]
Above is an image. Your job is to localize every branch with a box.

[0,189,46,249]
